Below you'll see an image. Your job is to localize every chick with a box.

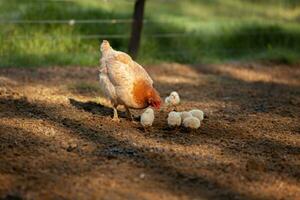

[167,111,181,128]
[169,91,180,106]
[165,91,180,110]
[183,116,200,130]
[189,109,204,121]
[140,108,154,129]
[180,111,193,121]
[164,96,170,106]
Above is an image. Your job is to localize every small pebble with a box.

[139,173,145,179]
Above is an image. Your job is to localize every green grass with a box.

[0,0,299,67]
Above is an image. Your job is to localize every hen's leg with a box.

[112,107,120,122]
[125,106,134,121]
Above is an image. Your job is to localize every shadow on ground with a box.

[0,96,270,200]
[0,63,299,199]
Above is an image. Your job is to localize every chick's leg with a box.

[174,105,178,112]
[112,107,120,122]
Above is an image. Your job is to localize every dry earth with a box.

[0,62,299,200]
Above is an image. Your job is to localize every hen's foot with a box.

[131,120,139,125]
[112,117,120,122]
[125,107,135,121]
[112,107,120,122]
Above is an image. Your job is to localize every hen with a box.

[99,40,161,122]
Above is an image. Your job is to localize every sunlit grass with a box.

[0,0,299,67]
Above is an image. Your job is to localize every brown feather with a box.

[132,79,153,108]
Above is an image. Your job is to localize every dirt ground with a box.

[0,62,299,200]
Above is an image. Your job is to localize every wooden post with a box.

[128,0,146,59]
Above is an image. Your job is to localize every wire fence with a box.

[9,33,193,40]
[0,0,297,40]
[0,0,299,65]
[0,19,133,24]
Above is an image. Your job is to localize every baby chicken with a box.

[140,108,154,129]
[167,111,181,127]
[183,116,201,130]
[165,91,180,110]
[180,111,193,121]
[189,109,204,121]
[164,96,170,106]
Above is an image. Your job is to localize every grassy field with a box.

[0,0,300,67]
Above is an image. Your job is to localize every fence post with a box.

[128,0,146,59]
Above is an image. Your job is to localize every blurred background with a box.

[0,0,299,67]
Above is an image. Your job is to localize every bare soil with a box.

[0,62,299,200]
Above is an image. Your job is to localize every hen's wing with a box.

[106,56,134,87]
[130,61,153,85]
[108,51,153,85]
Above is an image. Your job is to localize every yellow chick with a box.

[140,108,154,128]
[189,109,204,121]
[165,91,180,110]
[180,111,193,121]
[183,116,201,130]
[167,111,181,127]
